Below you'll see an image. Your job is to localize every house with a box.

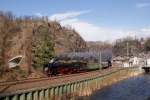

[129,56,141,67]
[113,56,124,64]
[113,56,141,67]
[145,58,150,67]
[113,56,130,67]
[123,61,130,67]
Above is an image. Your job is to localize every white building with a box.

[123,62,130,67]
[145,58,150,67]
[132,57,139,65]
[129,57,141,67]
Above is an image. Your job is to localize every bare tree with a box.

[0,11,16,71]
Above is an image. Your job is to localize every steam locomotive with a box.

[43,60,89,76]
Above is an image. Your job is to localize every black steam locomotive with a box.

[43,60,89,76]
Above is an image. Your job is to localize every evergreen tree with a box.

[32,25,54,69]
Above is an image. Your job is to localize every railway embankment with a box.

[0,67,143,100]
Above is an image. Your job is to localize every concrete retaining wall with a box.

[0,67,142,100]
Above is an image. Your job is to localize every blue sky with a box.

[0,0,150,41]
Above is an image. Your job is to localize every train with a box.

[43,58,112,76]
[43,60,90,76]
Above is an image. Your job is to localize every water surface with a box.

[90,73,150,100]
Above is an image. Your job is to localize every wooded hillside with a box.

[0,11,87,81]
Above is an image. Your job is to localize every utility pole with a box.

[127,42,129,57]
[99,50,102,70]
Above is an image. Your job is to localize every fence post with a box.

[33,91,38,100]
[45,89,49,100]
[12,95,18,100]
[59,86,63,97]
[39,90,44,100]
[20,93,25,100]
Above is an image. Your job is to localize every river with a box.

[89,73,150,100]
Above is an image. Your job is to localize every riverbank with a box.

[90,73,150,100]
[77,67,143,100]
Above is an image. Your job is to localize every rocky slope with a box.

[48,21,87,55]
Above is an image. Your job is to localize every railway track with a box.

[0,70,98,87]
[0,67,114,86]
[0,67,120,95]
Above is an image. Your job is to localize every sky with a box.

[0,0,150,42]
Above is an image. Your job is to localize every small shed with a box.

[8,55,23,68]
